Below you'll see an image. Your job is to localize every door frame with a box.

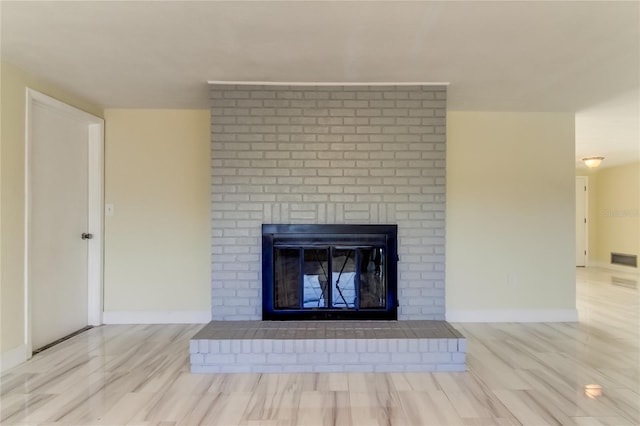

[576,175,589,267]
[24,89,104,356]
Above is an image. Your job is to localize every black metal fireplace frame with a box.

[262,224,398,320]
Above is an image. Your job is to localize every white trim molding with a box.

[0,344,28,373]
[590,261,640,275]
[103,311,212,324]
[208,80,450,86]
[87,122,104,326]
[446,309,579,323]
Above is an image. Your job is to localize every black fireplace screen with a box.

[262,224,398,320]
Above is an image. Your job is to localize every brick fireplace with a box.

[191,84,464,373]
[210,84,447,321]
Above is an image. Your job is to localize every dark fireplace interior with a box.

[262,224,398,320]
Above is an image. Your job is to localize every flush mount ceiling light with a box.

[582,156,604,168]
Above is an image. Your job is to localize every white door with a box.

[575,176,588,267]
[27,91,103,351]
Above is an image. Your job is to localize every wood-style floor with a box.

[1,267,638,425]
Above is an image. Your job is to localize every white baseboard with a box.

[589,261,639,275]
[446,309,579,323]
[0,344,28,373]
[102,310,211,324]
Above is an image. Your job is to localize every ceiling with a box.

[2,1,638,167]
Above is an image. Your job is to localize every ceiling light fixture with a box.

[582,156,604,168]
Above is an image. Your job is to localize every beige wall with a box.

[0,62,103,358]
[103,109,211,318]
[446,112,577,320]
[592,161,640,267]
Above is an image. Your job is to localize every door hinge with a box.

[81,233,93,240]
[584,186,587,191]
[584,218,587,224]
[585,250,587,255]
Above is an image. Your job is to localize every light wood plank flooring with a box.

[1,267,638,425]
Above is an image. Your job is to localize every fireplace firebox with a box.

[262,224,398,320]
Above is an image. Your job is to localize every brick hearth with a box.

[190,321,466,373]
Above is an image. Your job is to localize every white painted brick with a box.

[427,340,439,352]
[359,353,391,363]
[239,340,251,353]
[396,364,424,372]
[363,340,375,352]
[298,353,329,364]
[204,353,236,364]
[283,340,295,353]
[208,340,220,353]
[313,364,345,373]
[253,364,287,373]
[266,352,298,364]
[386,339,398,352]
[397,339,408,353]
[282,365,311,373]
[304,340,315,352]
[325,340,336,352]
[220,364,252,373]
[190,353,204,364]
[391,352,422,363]
[266,353,297,364]
[237,353,267,364]
[271,340,283,353]
[192,364,221,373]
[407,339,419,352]
[424,352,452,363]
[447,339,458,352]
[344,211,370,220]
[438,339,449,352]
[335,339,347,353]
[452,353,466,363]
[211,85,447,320]
[230,340,242,353]
[344,340,356,353]
[346,364,376,372]
[294,340,305,353]
[373,364,404,373]
[355,340,367,352]
[254,339,273,353]
[376,339,388,352]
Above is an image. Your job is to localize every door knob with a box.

[82,233,93,240]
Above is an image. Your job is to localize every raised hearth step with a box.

[190,320,466,373]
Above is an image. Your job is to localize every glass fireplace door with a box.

[263,224,398,320]
[273,245,387,312]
